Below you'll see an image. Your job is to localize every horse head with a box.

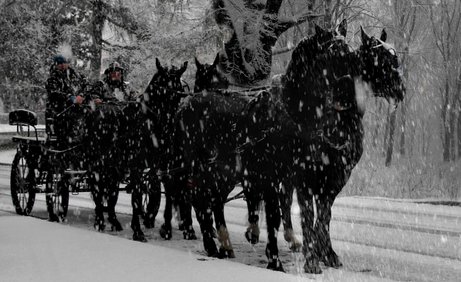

[144,58,188,114]
[283,21,354,130]
[358,27,405,104]
[194,54,229,92]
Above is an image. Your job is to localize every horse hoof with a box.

[218,247,235,259]
[110,222,123,232]
[133,232,147,242]
[289,241,302,252]
[16,207,25,215]
[267,259,285,272]
[108,217,123,231]
[159,224,172,240]
[204,237,218,257]
[49,213,60,222]
[304,262,322,274]
[183,230,197,240]
[244,230,259,245]
[58,212,67,222]
[322,254,343,268]
[94,222,106,232]
[24,207,33,216]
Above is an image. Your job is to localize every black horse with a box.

[270,24,405,273]
[83,101,125,232]
[177,53,290,259]
[156,55,230,241]
[123,58,190,242]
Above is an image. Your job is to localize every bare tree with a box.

[384,1,422,166]
[429,0,461,161]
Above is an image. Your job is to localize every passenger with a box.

[102,61,132,101]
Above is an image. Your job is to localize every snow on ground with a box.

[0,149,16,165]
[0,211,395,282]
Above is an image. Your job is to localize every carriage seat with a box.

[9,109,37,126]
[9,109,45,144]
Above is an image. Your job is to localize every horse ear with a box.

[179,61,188,74]
[156,58,164,72]
[337,19,347,37]
[212,53,220,67]
[361,26,371,45]
[195,57,202,69]
[380,28,387,42]
[315,24,324,35]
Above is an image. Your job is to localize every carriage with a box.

[8,104,156,223]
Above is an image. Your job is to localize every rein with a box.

[145,82,192,98]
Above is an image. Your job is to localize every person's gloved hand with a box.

[69,95,84,105]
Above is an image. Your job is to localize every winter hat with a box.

[53,54,69,64]
[105,61,124,73]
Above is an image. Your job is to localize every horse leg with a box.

[130,171,146,242]
[90,174,105,232]
[279,181,301,251]
[179,182,196,240]
[160,184,173,240]
[263,182,284,272]
[197,208,218,257]
[191,180,218,257]
[296,185,322,274]
[143,172,160,229]
[242,181,262,245]
[213,200,235,258]
[107,172,122,231]
[316,195,342,268]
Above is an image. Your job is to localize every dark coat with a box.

[45,66,83,115]
[45,66,83,146]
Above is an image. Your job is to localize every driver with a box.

[45,54,85,147]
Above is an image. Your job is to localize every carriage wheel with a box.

[10,150,36,215]
[45,170,69,222]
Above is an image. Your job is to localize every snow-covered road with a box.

[0,163,460,281]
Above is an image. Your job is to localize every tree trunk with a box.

[324,0,333,29]
[449,105,456,161]
[383,105,390,157]
[385,106,397,167]
[399,95,407,156]
[457,71,461,159]
[442,77,451,162]
[457,108,461,160]
[212,0,315,86]
[90,0,105,79]
[372,99,383,149]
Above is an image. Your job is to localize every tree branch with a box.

[102,39,138,51]
[274,12,323,35]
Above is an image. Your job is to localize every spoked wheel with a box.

[10,150,36,215]
[45,170,69,222]
[141,171,161,228]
